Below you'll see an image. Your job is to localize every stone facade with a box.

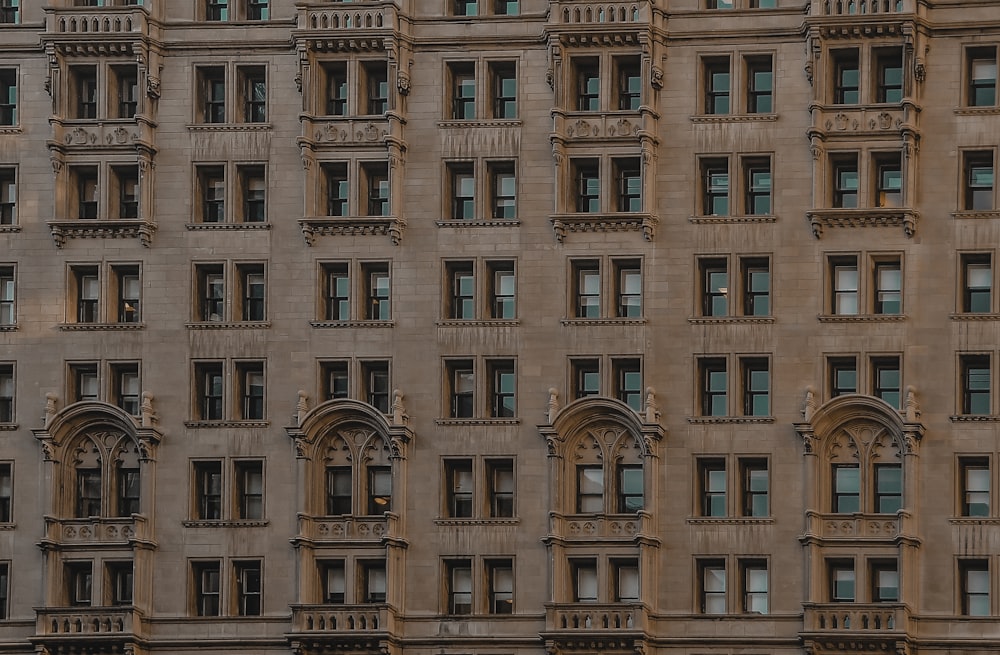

[1,1,1000,655]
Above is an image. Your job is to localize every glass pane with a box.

[579,467,603,495]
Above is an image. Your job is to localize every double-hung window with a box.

[0,69,15,126]
[968,47,997,107]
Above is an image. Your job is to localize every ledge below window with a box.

[687,416,775,424]
[952,210,1000,220]
[436,219,521,228]
[561,318,646,326]
[58,323,144,331]
[949,517,1000,525]
[0,522,14,530]
[186,321,270,330]
[186,222,272,231]
[183,420,270,429]
[310,320,394,329]
[437,320,519,327]
[550,212,656,242]
[689,214,777,225]
[954,107,1000,116]
[690,113,778,124]
[686,517,775,525]
[807,208,917,238]
[433,518,520,526]
[950,313,1000,321]
[182,519,269,528]
[186,123,273,132]
[817,314,906,323]
[0,127,22,135]
[48,219,156,248]
[435,418,521,426]
[949,415,1000,423]
[0,423,17,431]
[688,316,774,325]
[437,119,522,129]
[0,324,17,332]
[0,225,21,233]
[299,216,404,246]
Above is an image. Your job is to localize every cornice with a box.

[817,314,907,323]
[687,416,775,424]
[435,418,521,426]
[182,520,269,528]
[436,320,520,327]
[186,223,272,231]
[183,420,271,429]
[310,320,394,329]
[689,214,777,224]
[688,316,775,325]
[185,321,271,330]
[58,323,144,331]
[949,415,1000,422]
[436,219,521,228]
[561,318,647,326]
[690,113,778,124]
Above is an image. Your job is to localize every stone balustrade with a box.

[545,603,647,632]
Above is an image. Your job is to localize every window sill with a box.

[690,113,777,123]
[817,314,906,323]
[561,318,646,326]
[949,415,1000,423]
[0,522,14,530]
[186,222,271,231]
[0,423,17,431]
[58,322,144,331]
[299,216,404,246]
[952,210,1000,220]
[687,416,775,424]
[186,321,271,330]
[0,126,21,134]
[550,212,657,242]
[0,225,20,233]
[310,320,394,329]
[688,316,774,325]
[183,420,271,429]
[686,517,774,525]
[435,418,521,426]
[0,324,17,331]
[806,208,917,238]
[689,214,777,224]
[182,519,269,528]
[186,122,273,132]
[437,119,523,129]
[949,517,1000,525]
[47,219,156,248]
[437,319,520,327]
[433,518,520,526]
[436,219,521,228]
[954,106,1000,116]
[950,313,1000,321]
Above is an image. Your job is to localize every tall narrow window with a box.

[447,459,474,518]
[364,264,390,320]
[75,67,98,119]
[238,362,265,420]
[197,362,224,420]
[963,254,992,313]
[832,258,859,315]
[451,63,476,120]
[577,465,603,513]
[68,562,93,606]
[236,561,262,616]
[746,56,773,113]
[325,163,349,217]
[108,562,133,606]
[363,164,389,217]
[450,164,475,220]
[367,467,391,514]
[614,359,642,412]
[615,159,642,213]
[489,360,516,418]
[77,168,98,219]
[0,563,6,619]
[325,63,348,116]
[363,562,387,603]
[962,561,990,616]
[964,152,994,211]
[72,363,99,402]
[489,261,516,319]
[0,168,14,225]
[968,48,997,107]
[615,560,640,602]
[116,167,139,219]
[700,358,727,416]
[830,562,855,602]
[239,265,266,322]
[874,463,902,513]
[322,361,349,401]
[116,68,138,118]
[742,358,770,416]
[112,362,140,416]
[616,57,641,111]
[76,466,101,517]
[874,261,902,314]
[962,355,991,415]
[832,158,859,208]
[574,160,600,213]
[575,59,600,111]
[744,159,771,215]
[875,156,902,208]
[872,357,901,409]
[575,262,601,318]
[200,166,226,223]
[700,459,726,517]
[237,460,264,520]
[449,361,474,418]
[702,159,729,215]
[488,459,514,517]
[194,561,221,616]
[742,258,770,316]
[701,561,726,614]
[616,263,642,318]
[0,365,10,423]
[573,560,598,602]
[573,359,600,399]
[364,62,388,115]
[195,461,223,520]
[199,265,225,322]
[326,467,351,515]
[701,259,728,316]
[201,67,226,123]
[0,463,10,522]
[962,458,991,517]
[448,561,473,614]
[363,361,390,413]
[741,460,769,517]
[0,69,13,126]
[116,459,140,516]
[241,166,266,223]
[323,265,350,322]
[833,50,860,104]
[77,268,99,323]
[488,560,514,613]
[742,561,768,614]
[488,162,517,220]
[618,464,643,513]
[491,62,517,119]
[833,465,860,513]
[704,58,730,114]
[876,49,903,103]
[323,561,346,604]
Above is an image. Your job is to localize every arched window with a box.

[568,425,646,515]
[68,432,144,519]
[318,425,393,517]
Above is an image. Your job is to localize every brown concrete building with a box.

[1,1,1000,654]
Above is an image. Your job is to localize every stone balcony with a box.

[809,0,915,17]
[287,605,398,653]
[548,1,651,26]
[299,116,396,149]
[802,603,910,639]
[809,104,918,140]
[805,0,923,37]
[295,1,400,45]
[552,111,649,143]
[33,607,148,646]
[547,512,653,542]
[41,515,151,549]
[550,212,657,242]
[293,513,400,545]
[545,603,648,632]
[42,6,153,55]
[806,208,917,239]
[801,511,916,544]
[47,218,156,249]
[50,120,157,154]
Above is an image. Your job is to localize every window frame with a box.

[961,353,992,416]
[966,46,998,108]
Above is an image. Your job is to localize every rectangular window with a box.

[193,561,221,616]
[700,258,728,317]
[700,459,727,517]
[615,262,642,318]
[744,158,772,215]
[832,156,859,208]
[449,360,475,418]
[702,159,729,215]
[326,466,351,515]
[700,358,728,417]
[364,263,390,320]
[574,159,600,213]
[324,163,349,217]
[962,354,991,415]
[363,163,389,217]
[76,466,101,517]
[742,358,770,416]
[195,460,223,520]
[968,47,997,107]
[962,560,990,616]
[701,561,726,614]
[874,260,902,314]
[322,361,349,401]
[197,264,225,322]
[961,457,990,517]
[964,151,994,211]
[0,365,12,424]
[573,359,600,400]
[577,465,603,513]
[450,164,476,220]
[574,58,600,111]
[108,562,133,606]
[618,464,643,513]
[704,58,730,114]
[0,462,10,522]
[615,560,640,602]
[323,560,346,604]
[236,561,262,616]
[489,161,517,219]
[963,254,992,313]
[871,561,899,603]
[833,465,860,513]
[0,562,6,620]
[246,0,268,21]
[741,257,770,316]
[875,463,902,513]
[488,459,514,517]
[114,66,138,119]
[614,358,642,412]
[872,356,901,409]
[615,158,642,213]
[489,261,516,319]
[116,462,139,517]
[112,362,140,416]
[830,562,855,602]
[115,167,139,219]
[74,66,98,119]
[454,0,478,16]
[239,165,266,223]
[363,62,388,115]
[238,361,265,420]
[76,167,99,219]
[742,561,768,614]
[831,257,859,315]
[362,360,390,413]
[0,69,13,126]
[324,264,350,321]
[573,560,598,602]
[367,466,391,514]
[451,63,476,120]
[741,459,768,517]
[199,166,226,223]
[490,62,517,119]
[0,1,18,25]
[196,362,224,421]
[746,56,773,113]
[236,460,264,520]
[447,459,474,518]
[875,154,902,208]
[488,560,514,613]
[362,561,387,603]
[71,362,99,403]
[489,359,516,418]
[68,562,93,606]
[616,56,641,111]
[200,67,226,123]
[238,264,266,322]
[494,0,518,15]
[833,50,860,104]
[0,168,15,225]
[206,0,228,20]
[830,357,857,397]
[324,62,348,116]
[876,49,903,103]
[574,260,601,318]
[448,560,473,614]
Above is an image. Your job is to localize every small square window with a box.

[246,0,268,20]
[454,0,478,15]
[493,0,518,15]
[0,1,18,25]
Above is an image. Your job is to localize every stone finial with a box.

[45,392,58,426]
[140,391,156,427]
[905,385,920,422]
[547,388,560,423]
[392,389,407,426]
[296,390,309,424]
[803,386,817,421]
[643,386,660,423]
